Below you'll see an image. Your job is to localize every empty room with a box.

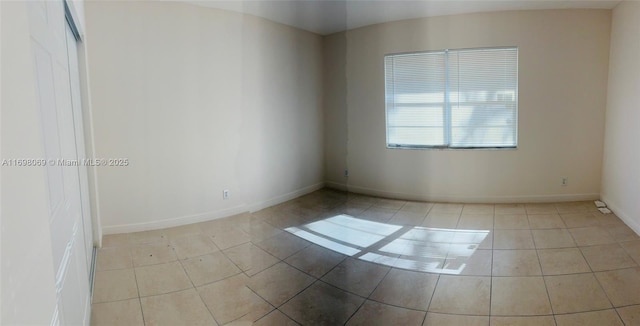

[2,0,640,325]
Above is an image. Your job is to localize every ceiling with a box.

[184,0,621,35]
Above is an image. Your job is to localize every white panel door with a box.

[27,1,93,325]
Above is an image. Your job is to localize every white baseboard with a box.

[101,181,616,235]
[600,195,640,237]
[246,182,325,212]
[346,184,600,204]
[102,182,326,235]
[325,181,348,191]
[102,204,249,235]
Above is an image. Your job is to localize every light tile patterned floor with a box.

[91,189,640,325]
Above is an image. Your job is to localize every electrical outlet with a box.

[223,189,230,199]
[561,177,568,186]
[344,169,349,177]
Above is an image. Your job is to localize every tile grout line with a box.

[488,226,494,321]
[281,249,348,282]
[531,226,557,320]
[572,231,627,324]
[131,261,146,326]
[240,286,278,323]
[620,241,640,266]
[424,273,442,317]
[364,296,431,314]
[526,224,561,326]
[194,285,222,326]
[343,300,366,325]
[274,278,322,324]
[337,262,387,326]
[422,271,442,325]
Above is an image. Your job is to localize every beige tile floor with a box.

[91,189,640,325]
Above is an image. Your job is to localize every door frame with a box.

[64,0,97,290]
[63,0,103,251]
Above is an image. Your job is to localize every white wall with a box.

[84,1,324,233]
[601,1,640,234]
[325,9,611,203]
[0,1,58,324]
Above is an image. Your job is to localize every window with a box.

[385,47,518,149]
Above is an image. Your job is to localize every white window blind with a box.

[385,47,518,149]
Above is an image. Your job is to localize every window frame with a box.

[384,46,519,150]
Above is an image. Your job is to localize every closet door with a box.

[27,1,93,324]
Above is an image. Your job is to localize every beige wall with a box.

[323,33,348,188]
[85,1,324,233]
[602,2,640,234]
[1,1,58,324]
[325,9,611,203]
